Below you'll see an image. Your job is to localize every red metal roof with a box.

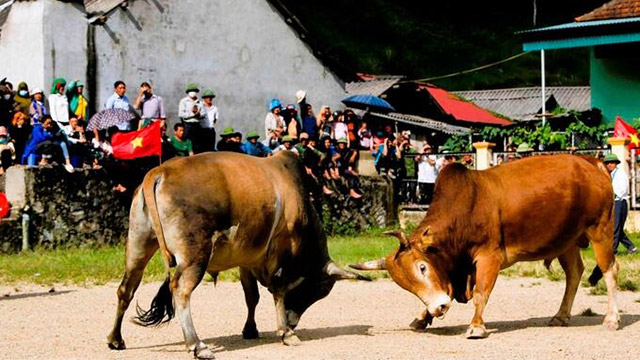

[421,85,512,126]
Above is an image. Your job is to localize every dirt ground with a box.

[1,276,639,360]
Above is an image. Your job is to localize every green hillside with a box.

[279,0,608,90]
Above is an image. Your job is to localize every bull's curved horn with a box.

[383,230,409,247]
[326,262,371,281]
[349,258,386,271]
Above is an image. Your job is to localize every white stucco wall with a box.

[0,1,45,90]
[42,0,88,91]
[93,0,346,135]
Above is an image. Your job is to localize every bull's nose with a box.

[437,304,449,314]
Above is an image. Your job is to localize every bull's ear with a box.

[349,258,386,271]
[326,262,371,281]
[383,230,409,248]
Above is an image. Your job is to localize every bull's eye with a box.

[419,264,427,274]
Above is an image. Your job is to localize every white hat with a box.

[30,88,44,96]
[296,90,307,103]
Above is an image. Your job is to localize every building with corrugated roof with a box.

[0,0,347,135]
[520,0,640,125]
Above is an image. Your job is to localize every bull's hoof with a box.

[603,317,619,331]
[466,325,488,339]
[193,342,215,359]
[282,332,302,346]
[548,316,570,327]
[409,318,430,331]
[107,336,126,350]
[242,325,259,339]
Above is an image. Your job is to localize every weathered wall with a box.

[0,1,45,89]
[0,166,129,253]
[42,0,88,90]
[93,0,346,135]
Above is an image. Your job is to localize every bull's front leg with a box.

[409,309,433,331]
[466,255,501,339]
[273,293,302,346]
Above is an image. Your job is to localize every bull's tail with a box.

[141,169,176,269]
[133,169,177,327]
[134,275,174,326]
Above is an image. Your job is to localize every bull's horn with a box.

[326,262,371,281]
[383,230,409,247]
[349,258,386,271]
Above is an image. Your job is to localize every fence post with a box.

[607,137,629,178]
[473,142,495,170]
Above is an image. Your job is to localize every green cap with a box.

[603,153,620,164]
[282,135,293,143]
[337,138,348,144]
[220,127,238,137]
[202,89,215,98]
[185,83,199,93]
[246,131,260,139]
[516,142,532,153]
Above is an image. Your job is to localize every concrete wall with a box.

[42,0,88,91]
[93,0,346,135]
[0,1,45,89]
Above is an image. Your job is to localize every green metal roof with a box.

[520,16,640,51]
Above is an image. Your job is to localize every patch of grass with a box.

[0,228,399,286]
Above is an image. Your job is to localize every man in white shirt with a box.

[589,153,637,285]
[416,143,437,204]
[104,80,131,131]
[201,90,218,152]
[178,83,204,146]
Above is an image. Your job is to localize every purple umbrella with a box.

[87,108,137,131]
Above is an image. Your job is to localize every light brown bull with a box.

[107,151,367,359]
[353,155,619,338]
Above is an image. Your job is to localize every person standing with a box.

[201,90,218,152]
[48,78,69,127]
[67,80,89,121]
[13,82,31,116]
[134,82,166,129]
[265,99,285,141]
[242,131,272,157]
[104,80,131,131]
[29,88,47,125]
[588,153,638,285]
[416,142,437,204]
[178,83,204,144]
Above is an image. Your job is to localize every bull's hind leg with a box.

[172,244,215,359]
[240,268,260,339]
[587,225,620,330]
[549,246,584,327]
[108,192,158,350]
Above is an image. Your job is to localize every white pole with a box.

[541,49,546,127]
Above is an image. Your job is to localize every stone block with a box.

[5,166,27,209]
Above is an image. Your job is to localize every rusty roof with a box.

[576,0,640,22]
[453,87,591,121]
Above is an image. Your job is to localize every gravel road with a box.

[1,277,638,359]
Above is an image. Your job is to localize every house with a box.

[520,0,640,125]
[0,0,347,135]
[453,86,592,122]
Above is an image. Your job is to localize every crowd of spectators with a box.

[0,77,459,203]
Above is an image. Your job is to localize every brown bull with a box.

[107,151,366,359]
[352,155,620,338]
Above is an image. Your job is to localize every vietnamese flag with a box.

[613,116,640,150]
[111,121,162,160]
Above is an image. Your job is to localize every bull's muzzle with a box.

[424,293,452,319]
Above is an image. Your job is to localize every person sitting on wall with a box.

[242,131,272,157]
[0,126,15,174]
[374,135,401,179]
[294,132,333,195]
[217,127,244,153]
[273,135,295,154]
[9,111,31,163]
[319,136,339,181]
[64,116,91,168]
[21,115,74,173]
[334,138,363,199]
[170,123,194,157]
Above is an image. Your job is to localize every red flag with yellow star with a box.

[614,116,640,150]
[111,121,162,160]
